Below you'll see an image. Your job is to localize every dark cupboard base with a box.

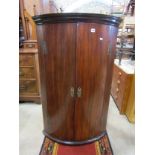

[43,130,107,146]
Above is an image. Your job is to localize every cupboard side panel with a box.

[102,26,118,128]
[36,25,48,131]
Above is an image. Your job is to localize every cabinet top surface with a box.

[33,13,122,27]
[114,59,135,74]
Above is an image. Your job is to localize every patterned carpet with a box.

[40,133,113,155]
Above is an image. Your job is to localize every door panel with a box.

[43,23,76,140]
[75,23,110,140]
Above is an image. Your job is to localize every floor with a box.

[19,97,135,155]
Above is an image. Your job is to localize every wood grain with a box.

[75,23,110,140]
[42,23,76,140]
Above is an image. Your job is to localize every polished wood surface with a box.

[34,13,120,144]
[75,23,111,140]
[42,23,76,140]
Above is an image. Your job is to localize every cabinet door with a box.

[43,23,76,141]
[75,23,111,140]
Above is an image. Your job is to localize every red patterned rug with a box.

[39,133,113,155]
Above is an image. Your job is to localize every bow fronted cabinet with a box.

[33,13,121,145]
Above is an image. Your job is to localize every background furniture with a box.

[116,20,135,64]
[111,63,135,122]
[19,0,37,42]
[39,0,59,14]
[19,0,41,103]
[124,0,135,16]
[19,42,41,103]
[33,13,121,145]
[111,15,135,123]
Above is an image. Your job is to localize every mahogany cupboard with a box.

[33,13,121,145]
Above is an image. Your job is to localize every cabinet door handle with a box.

[70,87,75,97]
[77,87,82,98]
